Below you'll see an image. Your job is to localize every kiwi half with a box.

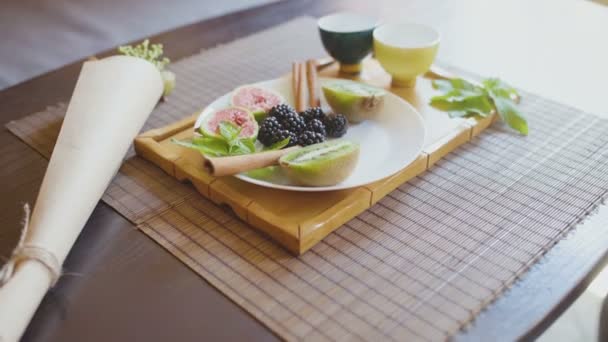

[322,80,386,123]
[279,140,360,186]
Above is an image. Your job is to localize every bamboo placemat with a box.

[6,17,608,341]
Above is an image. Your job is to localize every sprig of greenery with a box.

[172,121,290,157]
[118,39,170,70]
[118,39,175,97]
[430,77,528,135]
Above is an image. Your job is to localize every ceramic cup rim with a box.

[318,12,379,34]
[373,22,441,49]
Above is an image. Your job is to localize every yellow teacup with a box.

[373,23,440,87]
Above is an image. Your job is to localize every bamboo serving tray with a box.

[134,59,496,254]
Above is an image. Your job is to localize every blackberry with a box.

[280,113,306,134]
[306,119,326,136]
[270,129,296,147]
[257,116,282,146]
[324,114,348,138]
[268,104,297,122]
[300,107,326,123]
[284,130,299,147]
[297,131,325,146]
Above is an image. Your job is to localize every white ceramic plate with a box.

[194,77,426,192]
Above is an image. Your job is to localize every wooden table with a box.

[2,0,607,340]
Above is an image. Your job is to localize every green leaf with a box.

[244,166,285,182]
[196,136,230,153]
[430,76,528,135]
[239,138,257,153]
[484,81,527,134]
[171,138,200,150]
[218,121,241,141]
[225,136,256,155]
[228,140,255,155]
[262,137,290,151]
[430,78,488,114]
[483,78,519,100]
[430,92,493,116]
[432,79,455,92]
[452,78,478,91]
[228,144,242,155]
[432,78,478,92]
[171,137,229,157]
[492,97,529,135]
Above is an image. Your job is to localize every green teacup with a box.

[373,22,440,87]
[318,12,378,74]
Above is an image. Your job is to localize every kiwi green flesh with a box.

[323,81,386,96]
[281,141,356,165]
[322,81,386,123]
[279,140,360,186]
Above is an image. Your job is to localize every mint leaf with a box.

[432,79,455,92]
[432,78,477,92]
[492,97,528,135]
[430,77,528,134]
[225,135,256,156]
[482,78,519,100]
[484,81,528,135]
[263,137,290,151]
[218,121,241,141]
[430,91,493,117]
[174,122,257,157]
[195,136,230,154]
[171,137,229,157]
[239,138,257,153]
[228,139,256,155]
[244,166,282,181]
[171,138,201,150]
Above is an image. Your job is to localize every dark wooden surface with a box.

[1,0,607,341]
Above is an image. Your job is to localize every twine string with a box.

[0,204,61,287]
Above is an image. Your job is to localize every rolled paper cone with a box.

[0,55,163,341]
[204,146,300,177]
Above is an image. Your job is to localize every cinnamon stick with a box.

[204,146,300,177]
[292,62,300,108]
[306,59,320,107]
[293,62,307,112]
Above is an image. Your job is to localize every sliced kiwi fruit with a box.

[322,80,386,123]
[279,140,360,186]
